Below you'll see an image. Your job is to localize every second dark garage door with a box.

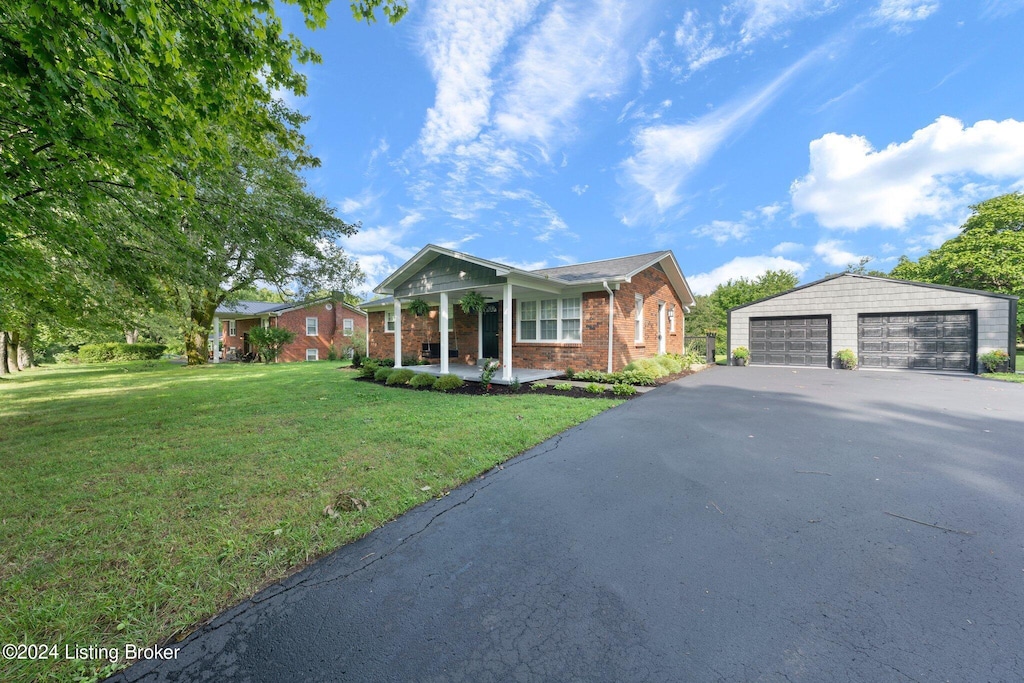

[750,316,830,367]
[858,312,975,372]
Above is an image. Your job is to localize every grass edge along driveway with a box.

[0,361,620,683]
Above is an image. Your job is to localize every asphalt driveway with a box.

[111,367,1024,682]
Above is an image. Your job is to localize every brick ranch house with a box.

[361,245,695,382]
[211,297,367,362]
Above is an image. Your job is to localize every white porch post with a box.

[502,282,513,381]
[439,292,449,374]
[477,309,483,362]
[393,300,403,368]
[211,316,221,363]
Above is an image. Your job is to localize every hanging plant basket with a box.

[408,298,431,317]
[458,291,487,315]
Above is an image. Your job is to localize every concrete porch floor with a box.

[408,363,562,385]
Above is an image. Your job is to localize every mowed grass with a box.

[0,361,619,682]
[981,372,1024,383]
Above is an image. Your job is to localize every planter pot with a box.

[734,357,748,366]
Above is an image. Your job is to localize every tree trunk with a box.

[17,321,35,369]
[184,292,222,365]
[125,329,140,344]
[7,330,21,372]
[0,331,8,376]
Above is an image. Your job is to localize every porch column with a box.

[211,316,221,363]
[502,282,513,381]
[439,292,449,374]
[477,309,483,362]
[393,299,403,368]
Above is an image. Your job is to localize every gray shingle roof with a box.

[531,251,669,282]
[215,300,290,316]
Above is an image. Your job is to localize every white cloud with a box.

[342,225,417,262]
[791,116,1024,230]
[872,0,939,28]
[688,255,807,295]
[340,188,385,216]
[500,189,577,242]
[418,0,540,158]
[621,49,821,218]
[693,220,751,245]
[732,0,840,44]
[771,241,804,254]
[674,9,731,73]
[434,233,481,250]
[399,211,425,228]
[354,253,397,289]
[494,0,639,148]
[494,257,550,271]
[571,184,589,196]
[813,239,865,267]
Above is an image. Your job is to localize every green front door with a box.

[481,303,500,359]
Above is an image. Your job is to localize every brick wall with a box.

[367,306,478,365]
[610,266,686,371]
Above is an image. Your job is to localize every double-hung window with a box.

[228,320,236,336]
[634,294,644,343]
[306,317,318,336]
[384,310,395,333]
[518,297,582,342]
[306,349,318,361]
[343,318,354,336]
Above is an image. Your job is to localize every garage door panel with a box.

[858,312,974,373]
[750,316,830,367]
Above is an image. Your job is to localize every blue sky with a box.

[280,0,1024,297]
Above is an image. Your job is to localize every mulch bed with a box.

[343,366,701,399]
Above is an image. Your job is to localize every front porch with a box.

[407,363,562,385]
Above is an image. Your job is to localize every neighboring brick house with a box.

[212,297,367,362]
[362,245,695,380]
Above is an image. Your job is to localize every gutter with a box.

[603,281,615,374]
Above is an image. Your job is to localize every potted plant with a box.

[408,298,431,317]
[458,291,487,315]
[835,349,857,370]
[732,346,750,366]
[979,349,1010,373]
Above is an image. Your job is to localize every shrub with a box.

[358,360,380,378]
[564,366,576,379]
[654,354,683,374]
[433,374,465,392]
[370,357,396,367]
[552,382,572,391]
[572,369,608,383]
[480,359,500,386]
[836,348,858,370]
[327,344,338,361]
[612,383,638,397]
[624,358,665,378]
[409,373,437,389]
[979,349,1010,372]
[53,351,79,364]
[509,377,521,392]
[584,383,605,394]
[616,369,657,386]
[78,342,167,363]
[529,382,543,391]
[248,326,295,363]
[374,367,394,383]
[386,368,415,386]
[682,351,703,366]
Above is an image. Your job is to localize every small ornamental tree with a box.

[248,326,295,363]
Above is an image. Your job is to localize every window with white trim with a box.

[305,317,318,336]
[385,310,395,333]
[228,320,236,336]
[634,294,644,343]
[447,304,455,332]
[668,305,676,333]
[306,348,318,361]
[343,318,354,336]
[518,297,582,342]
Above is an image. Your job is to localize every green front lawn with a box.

[0,361,619,682]
[980,372,1024,383]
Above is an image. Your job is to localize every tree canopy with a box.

[890,192,1024,337]
[686,270,801,353]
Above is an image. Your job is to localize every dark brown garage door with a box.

[750,316,830,367]
[858,312,975,372]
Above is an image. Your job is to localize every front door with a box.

[482,303,500,359]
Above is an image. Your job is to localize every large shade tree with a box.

[174,139,362,364]
[890,192,1024,338]
[1,0,404,362]
[688,270,801,354]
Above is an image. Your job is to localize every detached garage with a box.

[728,274,1018,373]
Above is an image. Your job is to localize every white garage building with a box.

[728,274,1018,373]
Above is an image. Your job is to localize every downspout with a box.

[603,281,615,374]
